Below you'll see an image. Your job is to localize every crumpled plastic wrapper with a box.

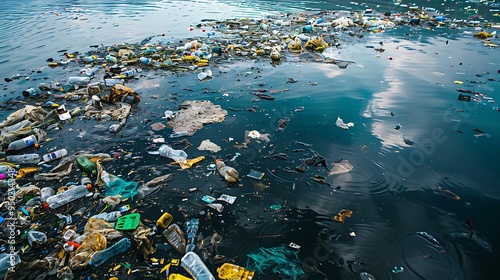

[69,232,106,270]
[0,105,48,129]
[84,102,131,121]
[333,209,353,223]
[167,100,227,136]
[102,195,122,206]
[328,159,353,175]
[84,218,124,241]
[197,139,221,152]
[136,173,173,200]
[133,222,156,259]
[14,185,40,200]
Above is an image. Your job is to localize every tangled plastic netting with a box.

[246,245,304,279]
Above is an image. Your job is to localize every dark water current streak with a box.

[0,0,499,279]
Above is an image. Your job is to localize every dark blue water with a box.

[1,0,499,279]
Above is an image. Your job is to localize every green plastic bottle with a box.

[76,156,96,176]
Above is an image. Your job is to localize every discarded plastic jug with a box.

[6,154,41,165]
[45,185,91,209]
[7,135,39,151]
[68,76,90,85]
[41,148,68,163]
[181,252,215,280]
[76,156,97,176]
[0,252,21,278]
[40,187,55,203]
[149,144,188,162]
[27,230,47,245]
[216,159,239,183]
[91,211,122,222]
[88,237,131,267]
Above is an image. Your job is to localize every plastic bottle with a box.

[42,149,68,163]
[181,252,215,280]
[105,55,117,64]
[7,135,39,151]
[76,156,97,176]
[169,131,188,138]
[27,230,47,245]
[91,211,122,222]
[59,84,76,93]
[68,76,90,85]
[162,224,186,254]
[0,252,21,278]
[22,88,37,98]
[6,154,41,165]
[185,218,199,252]
[148,144,188,162]
[140,57,152,65]
[40,187,55,203]
[103,78,124,87]
[45,185,91,209]
[120,69,136,78]
[83,55,97,63]
[88,237,131,267]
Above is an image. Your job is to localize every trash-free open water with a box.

[0,0,499,279]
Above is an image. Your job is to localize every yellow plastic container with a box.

[16,167,42,178]
[156,212,173,228]
[217,263,255,280]
[168,273,192,280]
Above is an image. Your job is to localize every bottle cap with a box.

[43,203,49,209]
[34,143,40,149]
[85,184,92,190]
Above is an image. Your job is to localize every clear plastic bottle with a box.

[68,76,90,85]
[42,149,68,163]
[181,252,215,280]
[0,252,21,278]
[88,237,131,267]
[169,131,188,138]
[185,218,199,253]
[103,78,124,87]
[91,211,122,222]
[6,154,41,165]
[7,135,38,151]
[40,187,55,203]
[45,185,91,209]
[162,224,186,254]
[148,144,187,162]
